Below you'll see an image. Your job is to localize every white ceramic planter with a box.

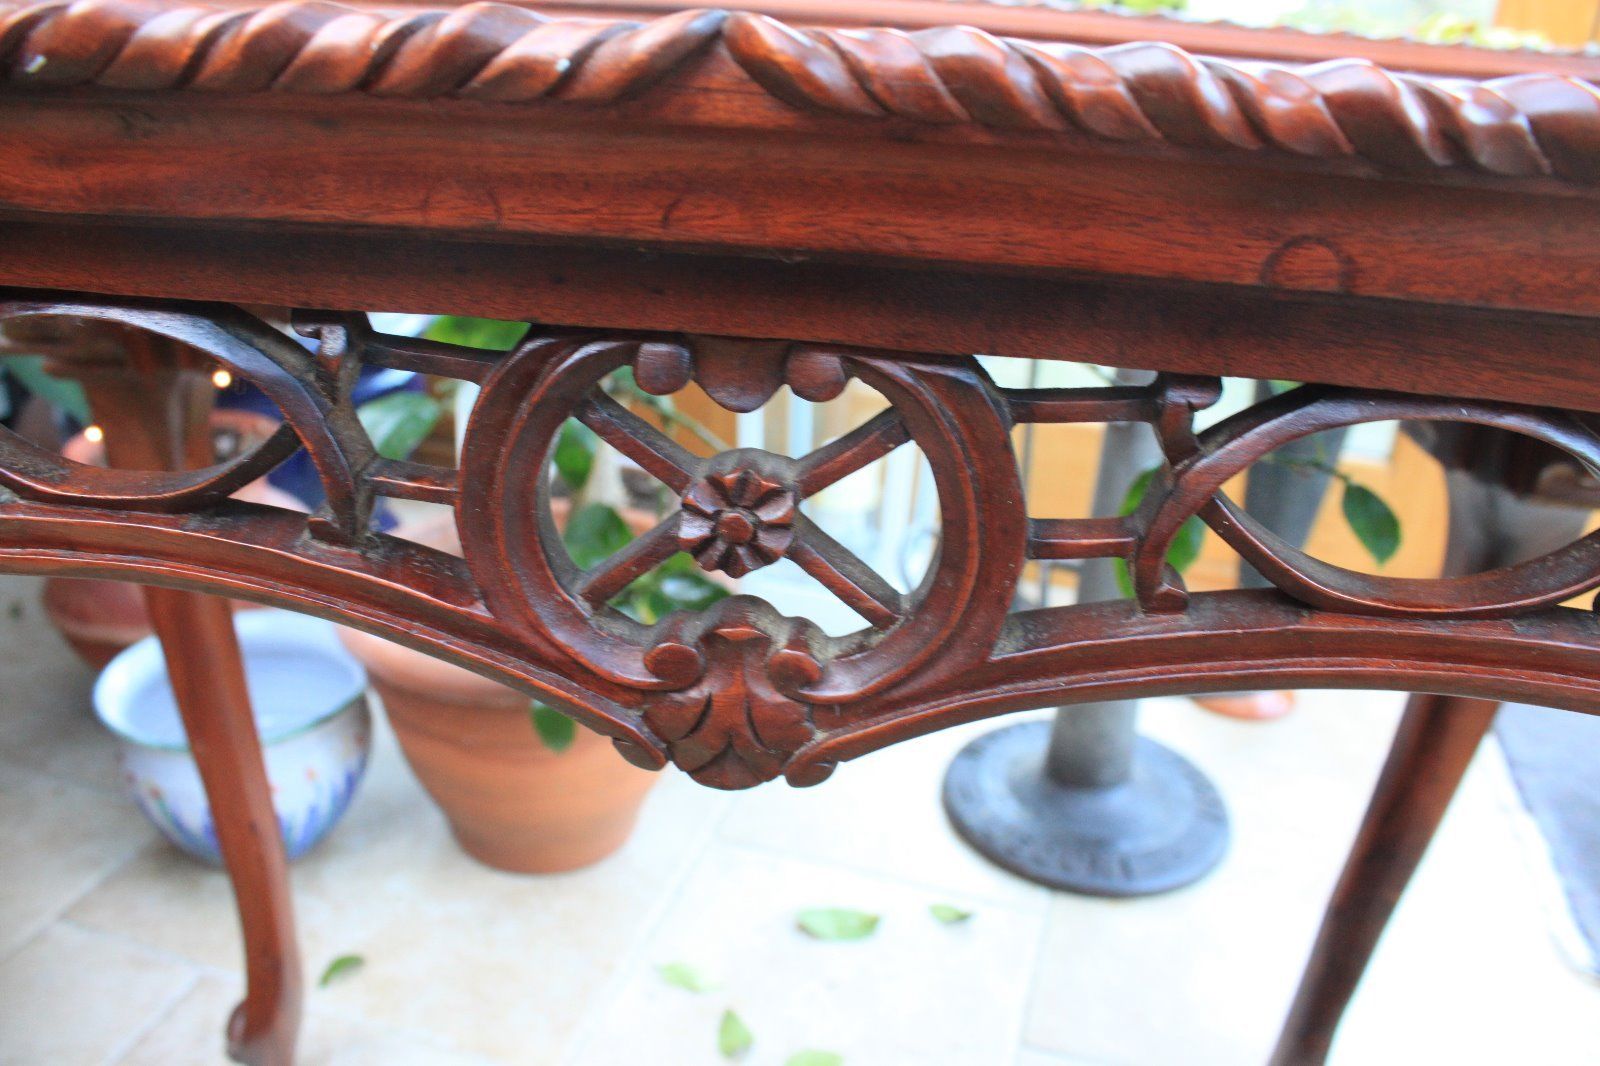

[95,609,371,864]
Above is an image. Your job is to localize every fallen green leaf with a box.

[929,903,973,924]
[718,1009,754,1060]
[318,954,364,988]
[785,1052,843,1066]
[656,961,717,993]
[1341,482,1401,565]
[530,703,577,753]
[796,907,880,941]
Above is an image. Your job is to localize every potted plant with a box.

[340,317,730,872]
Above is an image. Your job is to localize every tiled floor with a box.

[1,570,1597,1065]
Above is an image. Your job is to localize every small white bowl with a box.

[95,609,371,864]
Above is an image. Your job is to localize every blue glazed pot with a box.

[94,610,372,864]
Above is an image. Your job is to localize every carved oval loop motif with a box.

[0,300,344,514]
[1134,385,1600,617]
[457,335,1026,787]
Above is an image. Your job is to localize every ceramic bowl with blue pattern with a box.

[95,609,371,864]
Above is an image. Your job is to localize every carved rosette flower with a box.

[638,599,826,790]
[678,468,797,578]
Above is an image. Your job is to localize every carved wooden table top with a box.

[0,2,1597,1063]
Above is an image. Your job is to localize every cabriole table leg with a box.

[142,587,302,1065]
[1268,692,1498,1065]
[74,341,302,1066]
[1270,456,1591,1064]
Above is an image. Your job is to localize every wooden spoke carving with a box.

[453,333,1023,787]
[9,297,1600,791]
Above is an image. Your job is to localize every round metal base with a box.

[943,720,1229,897]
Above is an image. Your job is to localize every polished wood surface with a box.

[75,350,300,1066]
[1,2,1599,321]
[140,587,301,1065]
[0,2,1596,1062]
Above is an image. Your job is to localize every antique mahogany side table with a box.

[1,0,1597,1061]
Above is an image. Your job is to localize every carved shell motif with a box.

[637,598,826,790]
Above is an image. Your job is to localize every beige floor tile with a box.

[719,716,1053,912]
[70,713,730,1062]
[1024,692,1405,1066]
[1026,691,1600,1066]
[563,844,1044,1066]
[1330,737,1600,1066]
[66,713,437,973]
[0,575,120,792]
[1015,1050,1109,1066]
[0,762,154,958]
[0,921,197,1065]
[118,972,496,1066]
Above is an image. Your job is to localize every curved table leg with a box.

[1269,463,1589,1065]
[1268,692,1498,1066]
[144,588,302,1065]
[75,346,301,1065]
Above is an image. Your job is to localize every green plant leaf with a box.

[2,355,91,423]
[554,420,598,493]
[563,502,635,570]
[1113,0,1183,12]
[929,903,972,924]
[796,908,880,941]
[422,316,527,351]
[318,954,365,988]
[786,1052,843,1066]
[718,1009,754,1060]
[1113,466,1207,595]
[656,563,731,611]
[529,703,577,753]
[657,962,717,993]
[357,390,441,460]
[1342,482,1401,565]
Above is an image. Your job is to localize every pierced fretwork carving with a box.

[6,294,1600,790]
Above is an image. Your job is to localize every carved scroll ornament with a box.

[5,296,1600,790]
[1,0,1597,183]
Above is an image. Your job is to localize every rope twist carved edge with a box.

[1,0,1597,182]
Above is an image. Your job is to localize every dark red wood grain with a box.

[76,350,300,1066]
[1,3,1597,1062]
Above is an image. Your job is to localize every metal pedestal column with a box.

[943,394,1229,896]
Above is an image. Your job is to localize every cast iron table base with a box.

[944,722,1229,896]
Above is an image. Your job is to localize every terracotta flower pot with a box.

[1191,690,1296,721]
[42,410,305,670]
[339,626,658,873]
[338,499,663,873]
